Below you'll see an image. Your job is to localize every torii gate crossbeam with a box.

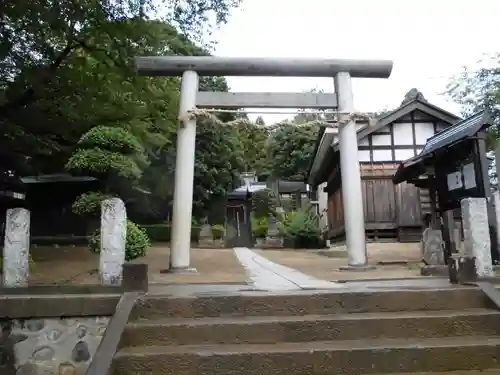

[135,56,393,272]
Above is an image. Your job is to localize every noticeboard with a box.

[434,139,486,211]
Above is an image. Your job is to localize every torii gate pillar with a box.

[168,70,199,272]
[335,72,371,269]
[136,56,393,272]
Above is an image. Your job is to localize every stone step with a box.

[111,336,500,375]
[130,287,492,320]
[120,308,500,347]
[375,372,500,375]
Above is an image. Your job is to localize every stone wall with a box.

[0,316,110,375]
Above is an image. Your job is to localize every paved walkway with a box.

[258,244,422,282]
[234,247,348,290]
[145,246,457,296]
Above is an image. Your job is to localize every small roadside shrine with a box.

[392,111,498,281]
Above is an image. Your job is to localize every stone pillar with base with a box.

[461,197,494,277]
[3,208,30,287]
[421,228,445,266]
[198,221,214,247]
[335,72,373,271]
[167,70,199,273]
[419,227,447,276]
[265,215,282,248]
[100,198,127,285]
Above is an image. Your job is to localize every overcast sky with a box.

[212,0,499,123]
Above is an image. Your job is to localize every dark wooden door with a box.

[225,203,252,248]
[362,177,397,229]
[396,182,422,227]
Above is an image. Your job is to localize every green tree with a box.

[235,121,271,180]
[159,118,246,219]
[66,126,150,260]
[0,0,241,174]
[266,121,320,181]
[447,55,500,144]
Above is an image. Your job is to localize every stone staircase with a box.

[111,287,500,375]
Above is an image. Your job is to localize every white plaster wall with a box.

[414,122,434,144]
[393,122,414,145]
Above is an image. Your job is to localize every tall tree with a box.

[447,55,500,144]
[266,121,320,181]
[235,121,270,180]
[447,55,500,188]
[0,0,242,173]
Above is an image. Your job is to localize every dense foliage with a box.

[279,205,321,247]
[1,0,325,237]
[447,55,500,145]
[251,216,269,238]
[446,55,500,186]
[1,0,241,173]
[266,121,321,181]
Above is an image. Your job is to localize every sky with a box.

[212,0,499,123]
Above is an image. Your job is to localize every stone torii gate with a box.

[135,56,393,272]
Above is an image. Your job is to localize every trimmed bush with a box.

[142,224,202,243]
[142,224,171,242]
[212,224,225,240]
[251,216,268,238]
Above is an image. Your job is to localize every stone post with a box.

[494,190,500,255]
[421,228,445,266]
[99,198,127,285]
[461,197,494,277]
[3,208,30,287]
[198,221,214,247]
[265,214,282,247]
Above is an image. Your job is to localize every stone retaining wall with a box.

[1,316,110,375]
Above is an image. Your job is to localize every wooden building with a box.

[308,89,460,242]
[1,173,100,243]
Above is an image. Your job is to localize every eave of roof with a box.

[357,98,460,140]
[392,110,491,185]
[308,97,461,186]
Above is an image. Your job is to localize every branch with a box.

[75,39,130,71]
[0,42,77,116]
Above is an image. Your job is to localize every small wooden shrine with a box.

[393,111,499,279]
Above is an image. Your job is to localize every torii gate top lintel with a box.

[135,56,393,79]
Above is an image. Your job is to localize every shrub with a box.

[88,220,150,261]
[72,191,112,216]
[282,205,320,241]
[142,224,170,242]
[277,210,297,234]
[191,226,201,242]
[212,224,225,240]
[251,216,269,238]
[142,224,202,243]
